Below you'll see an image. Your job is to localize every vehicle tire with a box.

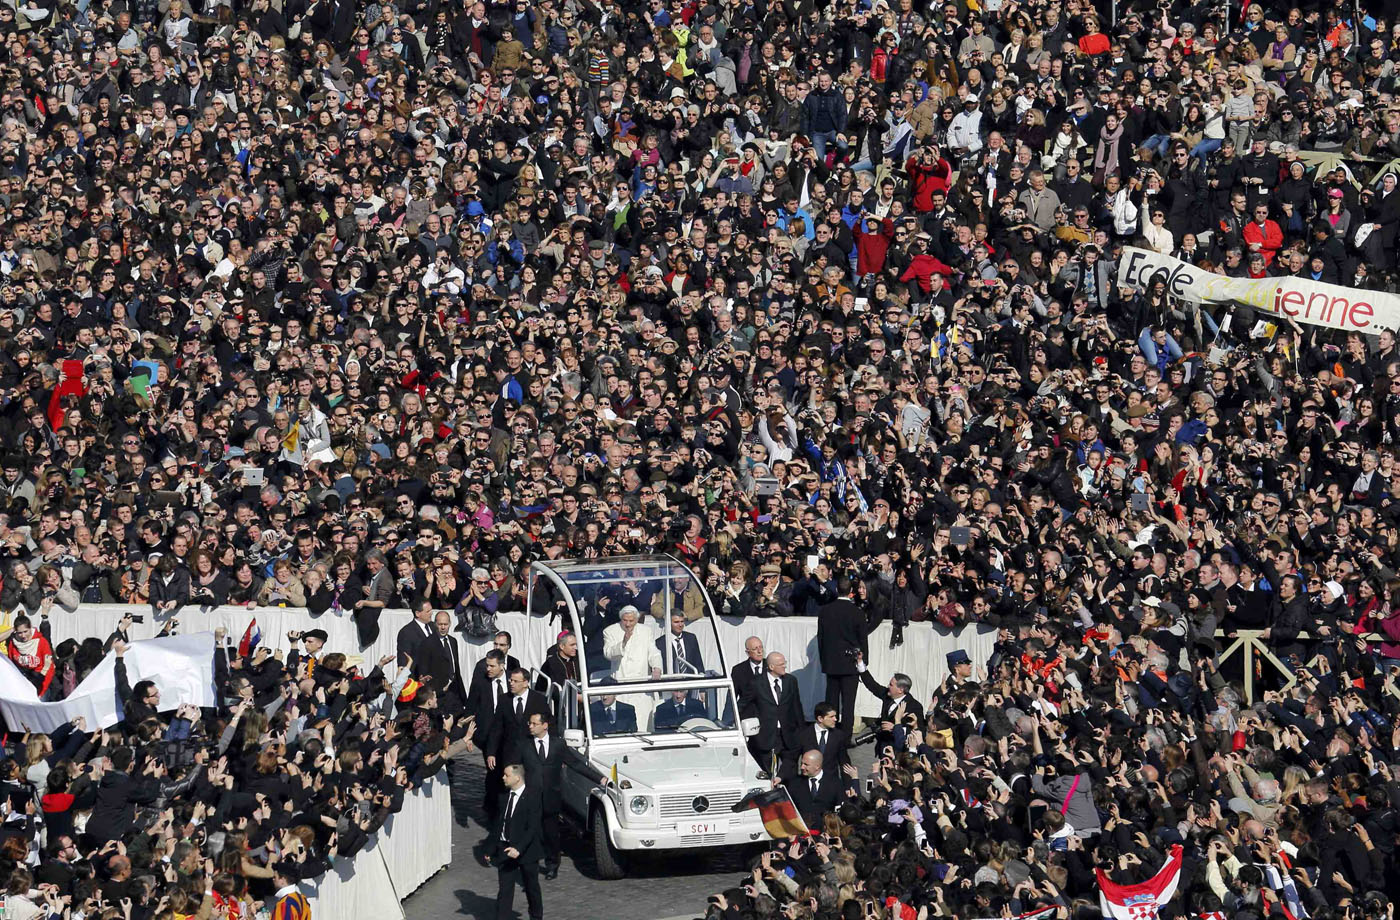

[591,808,627,880]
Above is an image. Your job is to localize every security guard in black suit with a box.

[521,711,564,879]
[730,636,767,762]
[489,763,545,920]
[783,750,843,828]
[466,649,509,822]
[417,611,468,713]
[785,702,851,781]
[488,668,552,769]
[816,577,869,730]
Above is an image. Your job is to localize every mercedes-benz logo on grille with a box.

[692,796,710,814]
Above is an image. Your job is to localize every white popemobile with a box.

[526,555,771,879]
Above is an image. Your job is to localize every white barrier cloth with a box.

[1118,246,1400,333]
[42,606,993,723]
[0,632,215,733]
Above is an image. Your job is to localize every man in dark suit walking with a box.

[655,613,705,675]
[786,702,850,781]
[522,712,564,879]
[418,611,468,714]
[730,636,766,762]
[489,763,544,920]
[488,668,552,771]
[753,652,803,777]
[427,613,474,828]
[855,651,924,752]
[472,631,521,686]
[396,599,437,667]
[816,577,868,730]
[783,749,842,828]
[467,650,510,823]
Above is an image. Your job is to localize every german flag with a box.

[732,786,809,839]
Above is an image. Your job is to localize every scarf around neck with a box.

[1094,124,1124,174]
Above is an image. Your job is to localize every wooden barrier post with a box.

[1212,630,1300,704]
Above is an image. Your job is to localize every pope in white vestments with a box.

[602,605,662,728]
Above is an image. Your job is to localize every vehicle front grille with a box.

[659,789,744,818]
[678,833,728,846]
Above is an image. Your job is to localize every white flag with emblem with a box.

[1096,845,1184,920]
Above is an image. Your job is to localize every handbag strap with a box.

[1060,774,1081,816]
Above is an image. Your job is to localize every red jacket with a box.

[899,253,955,292]
[871,46,895,84]
[854,217,896,275]
[1079,32,1111,55]
[906,154,952,212]
[1242,219,1283,264]
[8,633,53,696]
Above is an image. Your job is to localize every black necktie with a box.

[495,679,504,703]
[773,678,782,700]
[819,730,827,754]
[516,696,523,717]
[538,739,545,758]
[810,777,818,797]
[502,791,516,841]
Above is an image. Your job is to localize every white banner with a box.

[1117,247,1400,334]
[0,632,215,733]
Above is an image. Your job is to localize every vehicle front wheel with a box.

[591,809,628,880]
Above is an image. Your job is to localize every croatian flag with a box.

[1097,845,1184,920]
[238,619,262,658]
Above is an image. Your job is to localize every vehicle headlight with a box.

[629,795,651,815]
[746,787,766,799]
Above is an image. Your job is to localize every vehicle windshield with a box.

[548,560,721,687]
[585,684,737,738]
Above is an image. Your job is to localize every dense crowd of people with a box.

[0,613,471,920]
[1,0,1400,913]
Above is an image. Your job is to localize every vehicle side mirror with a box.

[564,729,585,747]
[742,718,760,738]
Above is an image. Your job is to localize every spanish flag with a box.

[732,787,808,840]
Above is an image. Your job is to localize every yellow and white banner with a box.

[1118,247,1400,334]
